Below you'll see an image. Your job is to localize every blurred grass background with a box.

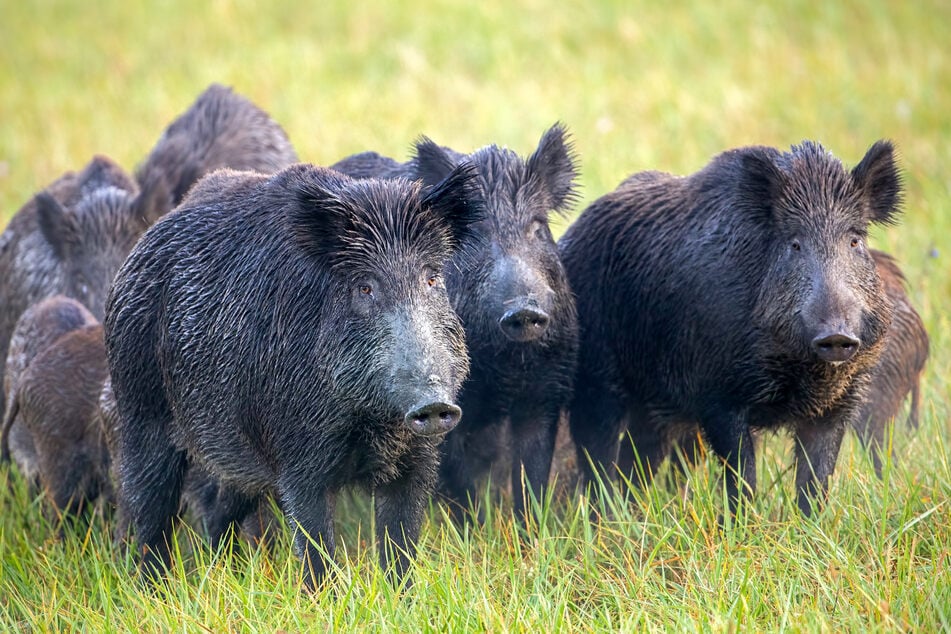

[1,0,949,630]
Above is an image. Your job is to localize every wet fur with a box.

[2,296,99,470]
[852,250,929,475]
[333,124,581,521]
[105,163,481,588]
[0,84,298,433]
[559,141,901,515]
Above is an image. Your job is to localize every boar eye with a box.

[791,239,801,252]
[422,267,440,288]
[850,237,860,248]
[359,284,373,296]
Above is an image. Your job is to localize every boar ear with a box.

[527,123,580,215]
[738,147,785,219]
[413,137,457,189]
[79,155,134,192]
[851,140,902,225]
[290,171,353,259]
[35,191,79,259]
[421,160,485,250]
[137,133,201,210]
[132,172,174,230]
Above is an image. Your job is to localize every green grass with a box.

[1,0,950,630]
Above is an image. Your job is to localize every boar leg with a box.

[667,429,705,476]
[907,379,921,430]
[239,499,276,549]
[568,390,627,491]
[853,410,889,478]
[615,405,669,490]
[201,482,260,551]
[437,398,501,521]
[281,484,336,591]
[508,406,559,522]
[794,417,847,516]
[117,425,187,581]
[41,445,96,518]
[701,412,756,517]
[375,461,437,584]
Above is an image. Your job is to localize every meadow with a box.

[1,0,949,630]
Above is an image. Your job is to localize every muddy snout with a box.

[812,331,861,363]
[498,302,551,342]
[404,400,462,436]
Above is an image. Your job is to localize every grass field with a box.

[1,0,949,631]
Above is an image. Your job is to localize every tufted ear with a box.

[526,123,580,214]
[420,160,484,251]
[737,146,786,221]
[413,137,457,189]
[78,154,134,192]
[289,171,354,260]
[851,140,902,226]
[35,191,79,260]
[132,171,175,230]
[136,129,201,218]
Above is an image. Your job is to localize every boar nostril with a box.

[404,401,462,435]
[498,307,551,342]
[811,333,861,363]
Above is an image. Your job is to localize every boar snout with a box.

[498,304,551,342]
[811,331,861,363]
[404,400,462,436]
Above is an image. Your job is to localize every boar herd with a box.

[0,84,929,589]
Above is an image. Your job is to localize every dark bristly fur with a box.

[98,375,274,548]
[135,83,298,220]
[332,124,581,523]
[0,158,137,438]
[1,296,99,469]
[852,250,929,475]
[559,140,902,517]
[7,321,111,516]
[0,83,298,435]
[105,163,482,589]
